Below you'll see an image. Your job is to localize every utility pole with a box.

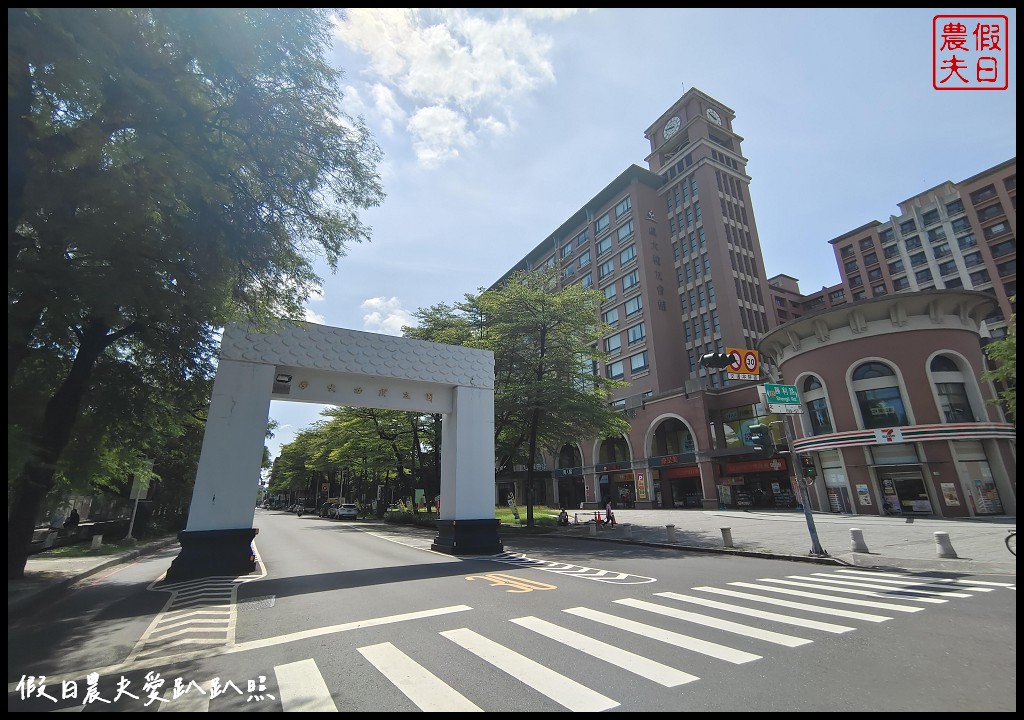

[779,417,827,557]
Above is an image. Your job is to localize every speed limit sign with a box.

[726,347,760,380]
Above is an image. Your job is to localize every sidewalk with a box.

[8,510,1015,621]
[551,508,1016,577]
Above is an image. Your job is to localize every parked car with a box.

[319,502,336,517]
[335,503,359,520]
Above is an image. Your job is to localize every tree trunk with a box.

[8,318,114,578]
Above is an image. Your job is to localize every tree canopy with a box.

[406,267,630,524]
[7,8,384,578]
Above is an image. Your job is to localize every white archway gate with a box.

[165,321,501,581]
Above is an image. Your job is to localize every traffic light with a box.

[747,424,773,452]
[801,456,817,479]
[699,351,732,369]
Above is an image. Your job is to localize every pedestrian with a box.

[63,508,80,533]
[605,498,614,525]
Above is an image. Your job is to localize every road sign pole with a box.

[781,416,827,557]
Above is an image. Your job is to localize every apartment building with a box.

[491,88,1015,517]
[828,158,1016,339]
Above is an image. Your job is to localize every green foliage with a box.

[7,8,385,577]
[982,295,1016,422]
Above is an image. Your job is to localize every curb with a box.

[9,538,179,621]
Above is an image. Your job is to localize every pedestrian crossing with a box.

[140,567,1010,712]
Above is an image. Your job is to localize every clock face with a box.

[663,116,681,140]
[706,108,723,126]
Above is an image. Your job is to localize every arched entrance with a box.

[166,321,501,581]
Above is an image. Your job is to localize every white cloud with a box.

[333,8,569,168]
[407,106,473,167]
[360,296,417,336]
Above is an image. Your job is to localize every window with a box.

[868,267,883,281]
[852,362,909,429]
[849,275,863,287]
[859,237,874,251]
[888,259,905,275]
[976,203,1004,222]
[893,276,910,291]
[605,333,621,353]
[576,230,589,246]
[598,259,615,279]
[969,269,990,285]
[602,307,619,325]
[627,322,646,345]
[958,233,977,250]
[969,185,997,205]
[996,259,1014,277]
[932,243,951,259]
[624,295,643,317]
[938,260,957,276]
[562,265,575,279]
[864,251,878,266]
[622,269,640,291]
[872,284,887,297]
[910,252,927,267]
[603,283,617,301]
[883,243,901,259]
[629,351,649,374]
[990,238,1015,257]
[879,227,895,243]
[900,219,917,235]
[927,227,947,243]
[840,245,855,258]
[844,260,859,273]
[932,357,974,423]
[614,196,632,218]
[617,220,635,243]
[578,249,591,267]
[921,209,940,226]
[984,221,1010,240]
[951,217,971,234]
[619,244,637,265]
[962,251,983,268]
[606,360,624,379]
[561,243,573,258]
[904,235,922,250]
[945,199,965,216]
[580,272,593,288]
[597,236,612,256]
[915,268,933,283]
[803,376,833,435]
[595,213,610,234]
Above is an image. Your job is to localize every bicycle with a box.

[1006,529,1016,556]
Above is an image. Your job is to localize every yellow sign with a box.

[726,347,760,381]
[465,573,557,593]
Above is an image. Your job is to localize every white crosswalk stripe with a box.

[27,567,1006,712]
[440,627,620,712]
[358,642,483,712]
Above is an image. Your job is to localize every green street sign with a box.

[764,383,800,405]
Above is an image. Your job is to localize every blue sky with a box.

[265,8,1017,461]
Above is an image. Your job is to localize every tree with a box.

[408,267,629,525]
[982,296,1016,423]
[7,8,384,578]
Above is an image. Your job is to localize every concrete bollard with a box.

[666,524,677,542]
[934,531,958,558]
[623,524,633,539]
[91,534,103,550]
[589,522,597,537]
[721,527,734,548]
[850,528,869,553]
